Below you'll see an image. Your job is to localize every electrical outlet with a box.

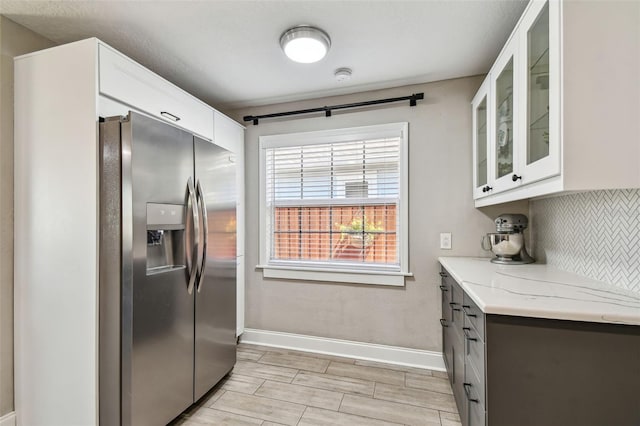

[440,232,452,250]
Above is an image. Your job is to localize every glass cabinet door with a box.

[527,2,549,165]
[520,0,559,183]
[472,78,491,199]
[476,97,488,186]
[495,58,514,180]
[489,31,522,193]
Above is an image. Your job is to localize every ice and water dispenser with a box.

[146,203,186,274]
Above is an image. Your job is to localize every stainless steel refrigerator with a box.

[98,112,237,426]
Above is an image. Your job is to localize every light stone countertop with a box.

[438,257,640,326]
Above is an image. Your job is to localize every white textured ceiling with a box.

[0,0,528,109]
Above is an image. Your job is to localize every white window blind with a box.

[264,135,401,271]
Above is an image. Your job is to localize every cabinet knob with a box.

[439,285,449,292]
[482,185,493,192]
[439,271,448,277]
[512,174,522,182]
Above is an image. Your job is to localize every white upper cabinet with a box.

[473,0,640,206]
[472,78,492,199]
[99,44,214,141]
[518,0,560,185]
[491,36,521,194]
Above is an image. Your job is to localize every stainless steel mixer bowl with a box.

[486,233,523,257]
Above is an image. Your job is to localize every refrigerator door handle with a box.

[187,177,200,295]
[196,180,208,292]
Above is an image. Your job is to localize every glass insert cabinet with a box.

[521,0,559,182]
[472,79,490,199]
[491,41,518,194]
[527,2,550,165]
[496,59,513,180]
[472,0,559,201]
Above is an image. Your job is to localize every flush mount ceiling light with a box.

[280,25,331,64]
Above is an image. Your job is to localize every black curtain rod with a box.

[243,92,424,125]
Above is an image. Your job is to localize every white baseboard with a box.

[0,412,16,426]
[240,329,445,372]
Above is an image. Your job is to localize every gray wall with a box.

[230,77,528,352]
[0,16,54,416]
[530,189,640,294]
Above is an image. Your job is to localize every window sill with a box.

[256,265,412,287]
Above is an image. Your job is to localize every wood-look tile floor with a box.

[171,343,461,426]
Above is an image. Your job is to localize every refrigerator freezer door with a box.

[193,136,237,400]
[124,112,196,426]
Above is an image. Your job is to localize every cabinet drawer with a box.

[452,329,467,422]
[442,325,454,381]
[463,292,485,339]
[98,44,213,140]
[439,269,452,303]
[468,392,486,426]
[463,320,485,383]
[451,280,464,327]
[440,276,452,327]
[464,359,485,411]
[441,268,463,326]
[441,295,452,329]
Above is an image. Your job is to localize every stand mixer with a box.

[482,213,535,264]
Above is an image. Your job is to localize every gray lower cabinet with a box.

[462,292,485,426]
[440,270,470,423]
[440,266,640,426]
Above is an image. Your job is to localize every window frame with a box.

[258,122,410,286]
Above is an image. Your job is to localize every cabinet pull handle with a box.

[463,327,477,341]
[160,111,181,122]
[439,285,449,292]
[440,319,448,328]
[449,302,461,312]
[462,305,477,317]
[512,174,522,182]
[463,383,479,403]
[439,271,448,277]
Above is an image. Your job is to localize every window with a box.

[258,123,409,286]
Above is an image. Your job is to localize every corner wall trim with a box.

[0,412,16,426]
[239,329,446,371]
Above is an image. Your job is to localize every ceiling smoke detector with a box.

[334,67,352,82]
[280,25,331,64]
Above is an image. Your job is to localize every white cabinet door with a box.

[98,44,214,140]
[14,38,101,426]
[490,36,522,193]
[474,0,640,207]
[472,78,492,199]
[518,0,561,185]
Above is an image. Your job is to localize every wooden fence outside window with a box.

[273,204,397,264]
